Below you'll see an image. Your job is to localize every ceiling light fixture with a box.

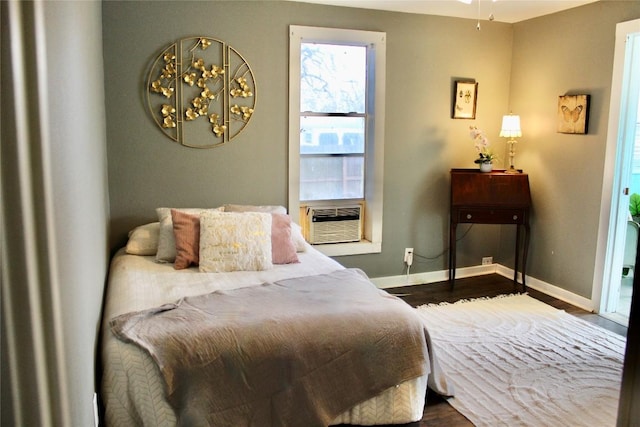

[456,0,497,29]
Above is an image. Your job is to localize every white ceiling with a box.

[291,0,599,23]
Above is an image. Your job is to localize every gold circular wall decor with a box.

[146,37,256,148]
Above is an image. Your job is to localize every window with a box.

[299,43,365,201]
[289,26,386,255]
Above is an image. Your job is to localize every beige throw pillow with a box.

[223,204,287,214]
[125,222,160,255]
[199,211,273,273]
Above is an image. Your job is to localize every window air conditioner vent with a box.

[306,205,362,244]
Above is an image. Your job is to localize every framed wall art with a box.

[452,80,478,119]
[557,94,590,134]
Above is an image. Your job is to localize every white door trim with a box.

[593,18,640,314]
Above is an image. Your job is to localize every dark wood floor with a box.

[346,273,628,427]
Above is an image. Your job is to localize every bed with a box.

[100,206,452,426]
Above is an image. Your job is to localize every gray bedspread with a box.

[110,268,440,426]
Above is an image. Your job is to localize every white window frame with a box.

[288,25,385,256]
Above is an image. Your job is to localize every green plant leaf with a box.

[630,193,640,217]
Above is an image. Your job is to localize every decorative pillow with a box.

[290,222,307,252]
[199,211,273,272]
[125,222,160,255]
[271,214,299,264]
[171,210,200,270]
[223,204,287,214]
[155,207,223,263]
[222,204,307,252]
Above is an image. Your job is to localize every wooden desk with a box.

[449,169,531,290]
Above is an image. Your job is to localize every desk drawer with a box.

[457,208,527,224]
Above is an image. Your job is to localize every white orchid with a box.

[469,126,496,164]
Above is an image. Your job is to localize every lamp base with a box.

[506,140,520,173]
[505,166,521,174]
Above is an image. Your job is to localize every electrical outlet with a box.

[404,248,414,266]
[482,256,493,265]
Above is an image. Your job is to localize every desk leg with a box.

[514,224,521,286]
[522,223,530,291]
[449,222,457,287]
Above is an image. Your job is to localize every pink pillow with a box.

[271,214,299,264]
[171,209,200,270]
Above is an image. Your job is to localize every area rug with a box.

[416,294,626,427]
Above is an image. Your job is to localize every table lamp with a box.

[500,114,522,173]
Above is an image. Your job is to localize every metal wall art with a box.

[146,37,256,148]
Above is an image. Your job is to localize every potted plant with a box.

[470,126,496,172]
[630,193,640,223]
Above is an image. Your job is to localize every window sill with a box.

[313,240,381,257]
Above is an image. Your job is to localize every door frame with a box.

[593,18,640,316]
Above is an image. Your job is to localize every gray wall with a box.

[2,1,109,425]
[103,1,640,297]
[44,2,110,423]
[508,1,640,298]
[103,0,513,277]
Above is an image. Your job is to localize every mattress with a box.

[100,246,440,426]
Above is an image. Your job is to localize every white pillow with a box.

[125,222,160,255]
[222,204,306,251]
[223,204,287,214]
[199,211,273,272]
[155,207,223,263]
[290,222,307,252]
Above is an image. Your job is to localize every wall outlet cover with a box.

[404,248,414,262]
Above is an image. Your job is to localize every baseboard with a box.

[371,264,498,289]
[371,264,595,312]
[494,265,595,312]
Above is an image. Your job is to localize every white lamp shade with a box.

[500,115,522,138]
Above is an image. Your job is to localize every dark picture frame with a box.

[452,80,478,119]
[557,94,590,134]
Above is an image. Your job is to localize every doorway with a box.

[595,19,640,326]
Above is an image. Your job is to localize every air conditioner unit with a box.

[307,205,362,244]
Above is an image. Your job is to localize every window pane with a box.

[300,156,364,200]
[300,43,366,114]
[300,116,365,154]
